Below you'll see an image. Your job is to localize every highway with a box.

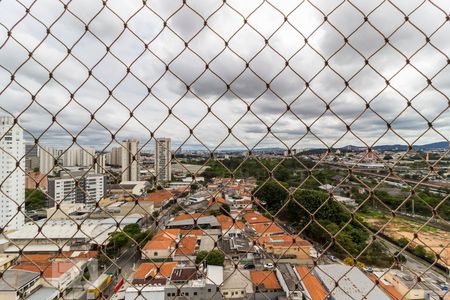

[322,161,449,190]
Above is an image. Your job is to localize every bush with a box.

[195,250,225,266]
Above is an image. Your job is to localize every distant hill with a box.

[298,141,448,155]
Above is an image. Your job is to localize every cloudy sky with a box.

[0,0,449,152]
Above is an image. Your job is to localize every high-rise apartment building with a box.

[0,116,25,231]
[62,146,95,167]
[155,138,172,182]
[25,142,40,171]
[94,153,107,174]
[121,139,140,182]
[39,146,62,175]
[109,147,122,166]
[47,171,106,207]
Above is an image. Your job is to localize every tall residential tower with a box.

[121,139,140,182]
[155,138,172,182]
[0,116,25,231]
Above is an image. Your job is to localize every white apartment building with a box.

[109,146,122,166]
[155,138,172,182]
[62,146,95,167]
[39,146,62,175]
[47,172,106,207]
[0,116,25,231]
[94,153,107,174]
[121,139,140,182]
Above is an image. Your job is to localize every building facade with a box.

[39,146,62,175]
[94,153,107,174]
[0,116,25,231]
[155,138,172,182]
[121,139,140,182]
[47,172,106,207]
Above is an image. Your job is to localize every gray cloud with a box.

[0,0,449,150]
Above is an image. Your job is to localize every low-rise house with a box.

[368,273,403,300]
[14,259,87,293]
[248,223,284,237]
[243,212,271,224]
[221,269,253,299]
[173,236,198,261]
[0,269,40,300]
[276,264,304,300]
[258,234,312,260]
[250,271,284,300]
[142,240,174,260]
[295,266,328,300]
[165,214,220,230]
[381,270,425,300]
[141,190,173,211]
[216,215,245,238]
[132,262,178,286]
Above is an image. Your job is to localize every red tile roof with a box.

[174,236,197,256]
[141,190,173,203]
[249,223,284,236]
[243,212,271,224]
[143,239,173,251]
[216,215,245,231]
[259,234,312,247]
[134,262,178,279]
[250,271,281,290]
[296,266,327,300]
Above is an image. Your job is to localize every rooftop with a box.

[26,287,59,300]
[249,222,284,236]
[215,215,245,231]
[143,239,173,251]
[174,236,198,256]
[277,264,303,292]
[222,270,253,293]
[134,262,178,279]
[295,266,327,300]
[0,269,39,291]
[206,265,224,286]
[243,212,271,224]
[170,267,200,282]
[14,260,84,279]
[250,271,281,290]
[314,264,390,300]
[141,190,173,203]
[259,234,312,247]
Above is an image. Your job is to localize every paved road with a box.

[376,234,449,289]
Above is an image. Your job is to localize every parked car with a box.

[243,263,255,270]
[329,255,337,262]
[363,267,373,273]
[263,263,274,269]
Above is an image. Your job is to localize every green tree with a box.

[195,250,225,266]
[413,245,427,257]
[397,237,409,248]
[110,232,128,248]
[123,224,141,237]
[206,250,225,266]
[195,250,208,264]
[25,189,47,211]
[254,180,288,214]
